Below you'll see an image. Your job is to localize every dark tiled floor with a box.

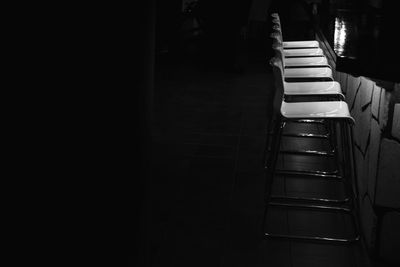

[149,53,372,266]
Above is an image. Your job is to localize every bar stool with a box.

[271,37,330,67]
[271,13,320,49]
[269,12,333,138]
[270,15,329,66]
[273,56,343,100]
[268,14,338,150]
[269,18,332,75]
[268,13,342,180]
[264,56,348,204]
[262,57,360,243]
[272,44,333,81]
[264,56,343,181]
[272,26,323,56]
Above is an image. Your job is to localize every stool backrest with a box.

[272,19,281,30]
[271,43,285,69]
[270,56,285,114]
[271,13,280,21]
[272,25,282,36]
[271,23,284,46]
[271,14,283,40]
[270,32,283,44]
[272,18,280,25]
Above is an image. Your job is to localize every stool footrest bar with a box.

[278,149,334,156]
[290,119,326,124]
[281,133,330,139]
[275,169,341,179]
[264,233,360,243]
[270,195,350,204]
[269,201,351,212]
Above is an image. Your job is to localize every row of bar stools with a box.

[264,12,344,167]
[273,45,334,81]
[270,14,334,81]
[266,12,344,164]
[262,13,361,243]
[263,56,344,163]
[267,56,352,196]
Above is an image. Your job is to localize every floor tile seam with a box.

[180,142,238,148]
[179,131,241,137]
[152,138,239,145]
[288,208,295,267]
[179,154,237,160]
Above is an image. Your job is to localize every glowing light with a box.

[334,18,347,56]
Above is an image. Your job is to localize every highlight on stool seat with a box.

[283,40,320,49]
[285,81,343,97]
[280,101,353,121]
[284,48,324,57]
[285,67,333,80]
[283,56,328,67]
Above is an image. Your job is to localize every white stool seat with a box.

[283,40,319,48]
[284,48,324,57]
[271,56,342,97]
[285,67,333,80]
[284,81,343,96]
[281,101,354,122]
[284,56,328,67]
[272,46,332,79]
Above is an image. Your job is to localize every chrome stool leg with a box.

[262,118,285,230]
[270,195,350,204]
[265,120,338,173]
[264,204,360,244]
[265,118,335,158]
[265,120,341,179]
[263,117,360,244]
[268,119,349,204]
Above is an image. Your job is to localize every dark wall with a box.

[138,1,156,266]
[155,0,182,54]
